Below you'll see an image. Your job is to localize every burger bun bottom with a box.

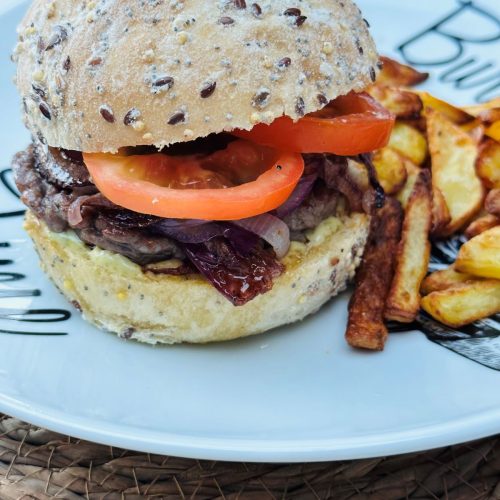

[25,210,369,344]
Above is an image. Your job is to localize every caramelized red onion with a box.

[232,214,290,259]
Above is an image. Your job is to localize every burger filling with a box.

[13,92,394,306]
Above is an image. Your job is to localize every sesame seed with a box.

[363,18,370,27]
[284,8,301,16]
[200,81,216,98]
[219,16,235,25]
[277,57,291,69]
[295,97,305,116]
[39,101,52,120]
[177,31,189,44]
[152,75,174,89]
[124,108,141,126]
[32,70,44,81]
[168,111,185,125]
[233,0,246,8]
[62,56,71,71]
[88,56,103,67]
[317,93,328,106]
[322,42,333,55]
[32,82,46,99]
[370,66,376,82]
[47,1,56,18]
[252,89,270,109]
[251,3,262,17]
[295,15,307,26]
[45,26,68,51]
[99,104,115,123]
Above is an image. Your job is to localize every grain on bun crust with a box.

[25,210,370,344]
[14,0,379,152]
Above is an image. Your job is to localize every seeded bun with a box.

[14,0,378,153]
[25,210,369,344]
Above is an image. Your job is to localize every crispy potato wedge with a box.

[418,91,474,125]
[420,267,477,295]
[479,109,500,125]
[463,98,500,117]
[486,120,500,142]
[346,158,370,191]
[486,189,500,217]
[377,56,429,87]
[476,140,500,189]
[388,122,428,165]
[431,186,452,236]
[396,160,421,208]
[372,147,408,195]
[426,108,484,236]
[462,99,500,141]
[385,170,432,322]
[368,85,423,120]
[464,214,500,239]
[463,122,485,145]
[455,226,500,279]
[421,280,500,328]
[346,198,404,350]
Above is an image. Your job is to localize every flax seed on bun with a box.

[13,0,379,153]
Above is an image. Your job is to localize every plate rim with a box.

[2,395,500,462]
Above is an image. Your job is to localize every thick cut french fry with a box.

[377,57,429,87]
[418,91,474,124]
[372,147,408,195]
[346,198,404,351]
[463,98,500,117]
[476,140,500,189]
[368,85,422,120]
[455,226,500,279]
[486,189,500,217]
[396,160,421,208]
[426,108,485,236]
[421,280,500,328]
[464,122,485,145]
[431,186,451,236]
[388,122,428,165]
[420,267,476,296]
[486,120,500,142]
[464,214,500,239]
[385,170,432,322]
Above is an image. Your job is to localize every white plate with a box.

[1,0,499,462]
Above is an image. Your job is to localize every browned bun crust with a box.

[13,0,378,152]
[25,210,370,344]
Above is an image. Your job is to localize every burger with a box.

[11,0,394,344]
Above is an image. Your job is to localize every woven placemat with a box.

[1,414,499,499]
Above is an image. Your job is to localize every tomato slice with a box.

[233,92,395,155]
[83,140,304,221]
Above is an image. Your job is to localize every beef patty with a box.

[12,141,361,265]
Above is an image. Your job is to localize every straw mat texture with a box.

[1,414,500,499]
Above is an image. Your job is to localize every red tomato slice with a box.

[83,140,304,221]
[233,92,395,155]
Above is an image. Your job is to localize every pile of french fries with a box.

[346,57,500,351]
